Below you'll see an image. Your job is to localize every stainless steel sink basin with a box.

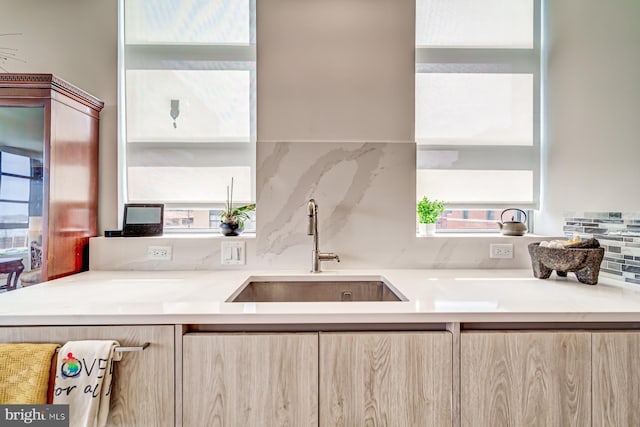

[228,276,406,302]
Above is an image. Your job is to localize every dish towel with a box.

[0,343,59,404]
[53,340,122,427]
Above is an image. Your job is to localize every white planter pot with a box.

[418,223,436,236]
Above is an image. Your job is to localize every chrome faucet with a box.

[307,199,340,273]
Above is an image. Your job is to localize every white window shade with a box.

[416,73,533,146]
[417,170,533,205]
[128,166,251,204]
[125,0,250,45]
[126,70,251,142]
[416,0,533,48]
[415,0,540,212]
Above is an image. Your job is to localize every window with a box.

[0,151,40,250]
[120,0,256,232]
[415,0,540,231]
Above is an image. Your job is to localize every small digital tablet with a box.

[122,204,164,237]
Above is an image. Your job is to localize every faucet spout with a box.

[307,199,317,236]
[307,199,339,273]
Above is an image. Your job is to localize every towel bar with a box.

[54,342,150,354]
[115,342,150,352]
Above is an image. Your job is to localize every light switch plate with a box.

[221,241,246,265]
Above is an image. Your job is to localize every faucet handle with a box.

[319,252,340,262]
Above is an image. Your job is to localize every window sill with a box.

[96,233,256,241]
[416,233,554,239]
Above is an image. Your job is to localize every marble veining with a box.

[256,141,415,266]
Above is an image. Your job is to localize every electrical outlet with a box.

[490,243,513,259]
[147,245,172,260]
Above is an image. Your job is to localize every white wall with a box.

[0,0,119,232]
[538,0,640,234]
[257,0,415,142]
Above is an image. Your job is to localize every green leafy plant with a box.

[220,178,255,227]
[417,197,445,224]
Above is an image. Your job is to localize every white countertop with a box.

[1,269,639,325]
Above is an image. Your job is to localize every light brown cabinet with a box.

[183,331,452,427]
[3,323,638,427]
[182,333,318,427]
[0,74,103,288]
[592,332,640,427]
[0,325,175,427]
[319,332,452,427]
[461,331,591,427]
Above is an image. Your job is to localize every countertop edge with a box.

[4,312,640,327]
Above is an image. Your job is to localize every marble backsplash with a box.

[89,234,548,271]
[255,141,416,267]
[563,212,640,285]
[90,141,552,271]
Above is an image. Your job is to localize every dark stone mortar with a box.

[528,239,605,285]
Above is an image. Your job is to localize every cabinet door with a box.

[461,331,590,427]
[319,332,452,427]
[593,332,640,426]
[183,333,318,427]
[0,325,175,427]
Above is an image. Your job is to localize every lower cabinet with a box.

[182,331,453,427]
[461,331,591,427]
[182,333,319,427]
[319,332,452,427]
[7,325,637,426]
[592,332,640,427]
[0,325,175,427]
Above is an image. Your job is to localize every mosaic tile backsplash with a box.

[563,212,640,285]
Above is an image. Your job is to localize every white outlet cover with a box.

[490,243,514,259]
[147,245,172,260]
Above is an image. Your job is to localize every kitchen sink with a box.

[227,275,407,302]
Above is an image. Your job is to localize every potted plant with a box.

[220,178,255,236]
[417,197,445,236]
